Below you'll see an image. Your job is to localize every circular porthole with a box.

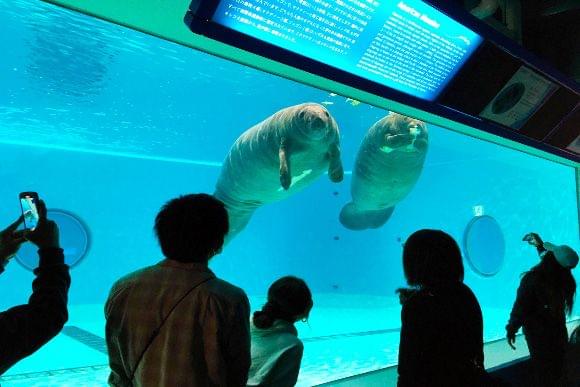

[16,209,90,270]
[463,215,505,277]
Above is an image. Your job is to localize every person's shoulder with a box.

[109,264,160,293]
[206,277,249,303]
[457,283,483,310]
[284,336,304,356]
[401,288,432,311]
[458,282,478,299]
[519,270,539,288]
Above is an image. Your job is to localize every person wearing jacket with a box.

[506,232,578,387]
[105,194,250,387]
[0,199,71,374]
[247,276,313,387]
[396,229,489,387]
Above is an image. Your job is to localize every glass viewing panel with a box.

[210,0,483,101]
[0,0,577,386]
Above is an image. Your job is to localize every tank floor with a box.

[0,295,529,386]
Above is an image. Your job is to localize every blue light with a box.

[212,0,483,101]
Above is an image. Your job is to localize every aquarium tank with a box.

[0,0,579,386]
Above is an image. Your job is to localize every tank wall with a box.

[0,0,579,383]
[0,120,577,317]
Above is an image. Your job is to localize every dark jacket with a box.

[506,266,569,357]
[0,248,71,375]
[567,326,580,387]
[506,251,570,386]
[397,282,486,387]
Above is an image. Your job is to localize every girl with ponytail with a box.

[247,276,313,387]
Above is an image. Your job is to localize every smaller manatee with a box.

[340,112,428,230]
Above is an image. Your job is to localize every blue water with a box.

[0,0,579,385]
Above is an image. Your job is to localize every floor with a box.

[0,295,530,386]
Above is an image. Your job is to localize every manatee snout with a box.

[297,105,333,140]
[382,121,428,153]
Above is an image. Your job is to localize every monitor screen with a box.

[211,0,483,101]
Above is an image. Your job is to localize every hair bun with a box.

[253,310,274,329]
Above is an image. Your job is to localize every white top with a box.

[247,319,304,387]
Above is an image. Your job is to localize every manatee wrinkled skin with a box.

[215,103,344,242]
[340,112,428,230]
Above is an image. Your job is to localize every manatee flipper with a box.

[327,142,344,182]
[339,203,395,230]
[279,136,291,190]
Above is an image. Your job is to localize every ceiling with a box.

[457,0,580,83]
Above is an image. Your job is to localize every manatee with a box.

[340,112,428,230]
[215,103,344,242]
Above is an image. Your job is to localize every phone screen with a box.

[20,194,39,230]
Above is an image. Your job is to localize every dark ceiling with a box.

[455,0,580,83]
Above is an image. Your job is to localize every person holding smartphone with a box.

[0,197,71,374]
[506,233,578,387]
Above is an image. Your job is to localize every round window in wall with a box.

[16,209,90,270]
[463,215,505,277]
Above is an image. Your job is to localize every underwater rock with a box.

[215,103,344,242]
[340,112,428,230]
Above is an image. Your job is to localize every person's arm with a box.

[523,232,546,255]
[202,292,251,387]
[0,248,70,374]
[260,342,304,387]
[0,199,70,375]
[225,294,251,387]
[506,275,534,349]
[468,289,485,367]
[104,283,131,386]
[397,298,427,386]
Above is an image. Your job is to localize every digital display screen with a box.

[20,195,39,230]
[211,0,483,101]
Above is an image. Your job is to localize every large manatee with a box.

[340,112,428,230]
[215,103,344,242]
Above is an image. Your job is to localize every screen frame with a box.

[184,0,580,164]
[186,0,485,104]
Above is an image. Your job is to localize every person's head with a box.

[543,242,579,269]
[154,194,228,263]
[253,276,313,329]
[402,229,464,288]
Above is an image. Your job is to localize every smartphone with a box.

[19,192,40,230]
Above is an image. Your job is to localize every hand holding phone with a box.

[19,192,40,231]
[522,232,543,248]
[25,199,60,250]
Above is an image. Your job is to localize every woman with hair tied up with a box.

[247,276,313,387]
[506,232,578,387]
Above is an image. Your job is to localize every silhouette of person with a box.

[506,232,577,387]
[0,199,70,374]
[397,229,491,387]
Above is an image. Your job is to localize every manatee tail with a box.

[339,202,395,230]
[214,191,256,245]
[223,210,253,245]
